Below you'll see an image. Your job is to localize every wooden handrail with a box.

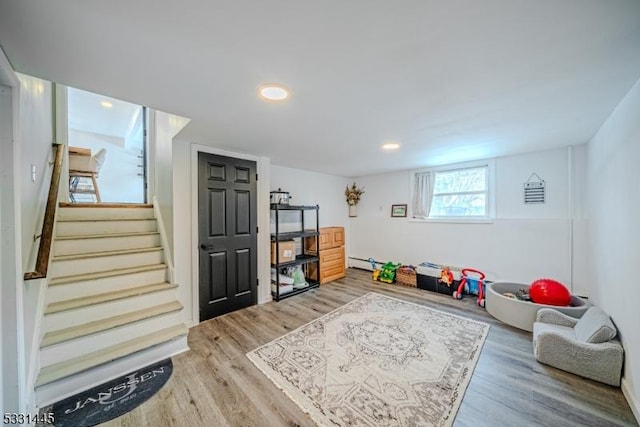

[24,144,64,280]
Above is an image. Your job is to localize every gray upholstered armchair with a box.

[533,306,623,386]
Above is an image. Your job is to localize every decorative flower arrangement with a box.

[345,182,365,206]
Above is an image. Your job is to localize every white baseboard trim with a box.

[621,378,640,424]
[348,257,375,271]
[259,294,273,304]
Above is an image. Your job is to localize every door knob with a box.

[200,243,215,250]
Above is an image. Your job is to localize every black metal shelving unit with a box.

[271,203,320,301]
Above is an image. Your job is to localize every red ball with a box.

[529,279,571,306]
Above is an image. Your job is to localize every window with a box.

[412,165,490,219]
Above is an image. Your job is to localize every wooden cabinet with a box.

[305,227,345,284]
[305,227,344,252]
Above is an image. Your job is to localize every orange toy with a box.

[438,267,454,288]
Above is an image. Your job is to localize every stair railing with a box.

[24,143,65,280]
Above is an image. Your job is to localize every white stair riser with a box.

[44,288,177,332]
[56,220,157,236]
[50,250,163,278]
[41,311,184,367]
[47,268,168,304]
[54,234,161,256]
[57,207,155,221]
[36,336,188,407]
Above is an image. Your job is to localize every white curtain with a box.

[412,172,433,218]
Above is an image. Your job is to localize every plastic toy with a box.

[378,262,401,283]
[368,257,377,269]
[438,266,454,288]
[368,257,381,281]
[453,268,487,307]
[529,279,571,306]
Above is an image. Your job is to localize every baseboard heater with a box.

[347,256,377,271]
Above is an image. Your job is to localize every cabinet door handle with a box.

[200,243,215,250]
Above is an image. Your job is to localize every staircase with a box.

[35,203,188,406]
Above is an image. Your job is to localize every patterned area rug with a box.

[247,293,489,427]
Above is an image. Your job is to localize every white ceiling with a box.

[1,1,639,177]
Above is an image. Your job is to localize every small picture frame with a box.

[391,204,407,217]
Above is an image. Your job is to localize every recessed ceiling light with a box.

[259,84,289,101]
[101,100,113,108]
[382,142,400,150]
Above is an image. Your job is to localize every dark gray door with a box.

[198,152,257,321]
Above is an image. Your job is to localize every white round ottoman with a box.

[486,282,591,332]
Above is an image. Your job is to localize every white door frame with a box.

[0,49,27,413]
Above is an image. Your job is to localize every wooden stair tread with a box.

[58,203,153,208]
[52,246,162,261]
[55,231,159,241]
[45,282,178,314]
[36,324,188,387]
[49,264,167,286]
[56,217,155,223]
[42,301,183,347]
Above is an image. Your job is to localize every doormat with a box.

[247,293,489,427]
[38,358,172,427]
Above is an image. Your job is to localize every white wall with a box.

[17,74,55,412]
[150,110,190,257]
[172,140,192,323]
[18,74,54,271]
[0,69,56,412]
[495,149,568,218]
[586,77,640,421]
[271,165,351,229]
[0,67,21,412]
[0,85,5,411]
[350,146,588,294]
[269,166,351,279]
[152,112,173,251]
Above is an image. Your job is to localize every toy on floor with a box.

[368,257,381,281]
[378,262,402,284]
[529,278,571,306]
[396,265,417,287]
[453,268,487,307]
[438,266,454,288]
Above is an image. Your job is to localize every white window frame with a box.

[409,159,496,223]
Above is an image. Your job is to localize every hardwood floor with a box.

[102,269,637,426]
